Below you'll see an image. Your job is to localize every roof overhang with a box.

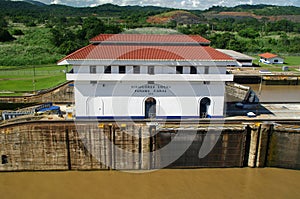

[58,59,237,66]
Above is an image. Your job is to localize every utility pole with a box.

[33,65,36,94]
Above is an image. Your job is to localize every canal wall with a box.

[234,75,300,85]
[0,81,74,106]
[226,83,250,101]
[225,83,259,103]
[0,121,299,171]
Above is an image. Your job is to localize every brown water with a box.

[0,168,299,199]
[244,84,300,102]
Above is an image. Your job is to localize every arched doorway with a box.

[200,97,211,118]
[145,97,156,119]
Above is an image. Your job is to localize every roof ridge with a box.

[89,33,211,44]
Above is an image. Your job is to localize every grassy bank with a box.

[0,64,67,96]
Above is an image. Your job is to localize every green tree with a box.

[209,32,235,49]
[238,28,259,39]
[0,17,8,28]
[11,29,24,35]
[79,16,105,40]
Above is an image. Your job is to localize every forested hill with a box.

[1,0,300,18]
[205,4,300,16]
[0,0,173,18]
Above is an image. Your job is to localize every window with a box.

[148,66,154,75]
[274,59,278,63]
[90,66,96,74]
[176,66,183,74]
[90,81,97,85]
[203,81,210,85]
[104,66,111,74]
[119,66,126,74]
[190,66,197,74]
[204,66,209,74]
[133,66,140,74]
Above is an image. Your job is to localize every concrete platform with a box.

[225,103,300,120]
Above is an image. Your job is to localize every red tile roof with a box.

[90,34,211,44]
[58,34,234,64]
[59,44,234,62]
[259,52,278,59]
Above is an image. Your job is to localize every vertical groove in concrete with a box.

[256,123,272,167]
[65,128,71,170]
[248,124,259,167]
[242,125,252,167]
[138,127,142,170]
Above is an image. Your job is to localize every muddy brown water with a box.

[0,168,299,199]
[244,84,300,102]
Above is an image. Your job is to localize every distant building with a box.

[259,53,284,64]
[58,34,235,119]
[216,49,255,67]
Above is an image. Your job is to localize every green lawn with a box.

[282,56,300,66]
[0,64,67,96]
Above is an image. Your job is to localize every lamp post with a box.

[256,74,263,115]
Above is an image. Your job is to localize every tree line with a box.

[0,1,300,66]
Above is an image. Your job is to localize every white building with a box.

[259,53,284,64]
[58,34,235,119]
[216,49,255,67]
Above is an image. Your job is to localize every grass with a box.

[0,64,67,96]
[281,56,300,66]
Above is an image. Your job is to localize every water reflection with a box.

[0,168,299,199]
[244,84,300,102]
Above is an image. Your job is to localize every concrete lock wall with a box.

[0,121,300,171]
[0,81,74,104]
[267,124,300,169]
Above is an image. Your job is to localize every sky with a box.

[27,0,300,10]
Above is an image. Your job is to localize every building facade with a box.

[58,34,235,119]
[259,53,284,64]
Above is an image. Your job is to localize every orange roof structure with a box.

[60,45,233,61]
[58,34,234,64]
[259,52,278,59]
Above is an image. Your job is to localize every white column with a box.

[126,66,133,74]
[111,66,118,74]
[98,66,104,73]
[183,66,190,74]
[140,66,148,74]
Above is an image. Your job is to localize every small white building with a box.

[58,34,235,120]
[259,53,284,64]
[216,49,255,67]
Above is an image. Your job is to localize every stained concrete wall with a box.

[0,121,300,171]
[0,123,69,171]
[0,122,152,171]
[155,128,247,168]
[267,124,300,169]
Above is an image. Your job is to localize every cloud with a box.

[23,0,300,9]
